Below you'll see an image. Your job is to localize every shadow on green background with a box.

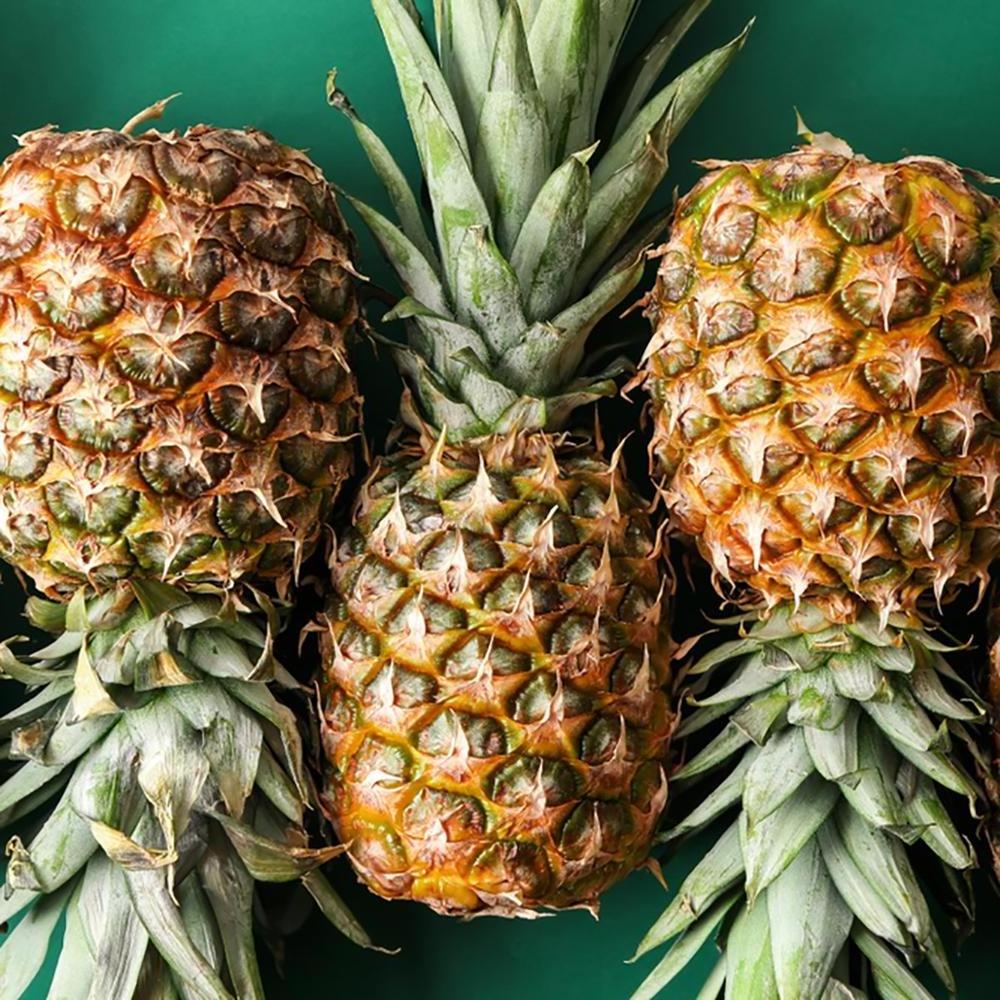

[1,1,999,997]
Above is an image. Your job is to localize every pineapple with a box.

[632,123,998,998]
[0,102,365,998]
[317,0,749,916]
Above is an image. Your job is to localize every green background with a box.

[1,0,999,997]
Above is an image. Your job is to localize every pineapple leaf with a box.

[803,704,860,780]
[817,819,910,947]
[629,888,739,1000]
[527,0,600,161]
[595,0,641,97]
[415,86,493,296]
[742,725,815,825]
[838,721,905,830]
[634,820,744,955]
[605,0,713,143]
[0,881,73,1000]
[592,20,753,190]
[453,225,527,354]
[178,877,224,977]
[910,665,983,721]
[662,747,753,842]
[371,0,470,159]
[695,651,783,706]
[740,773,838,903]
[327,80,440,271]
[69,641,119,722]
[725,893,778,1000]
[575,101,674,295]
[88,863,150,1000]
[860,680,940,752]
[510,145,594,322]
[852,926,937,1000]
[886,736,980,800]
[450,347,521,423]
[198,829,265,1000]
[897,764,974,869]
[254,743,305,824]
[47,879,95,1000]
[123,838,233,1000]
[766,841,852,1000]
[474,1,551,255]
[693,958,728,1000]
[434,0,502,145]
[674,719,751,780]
[302,869,389,953]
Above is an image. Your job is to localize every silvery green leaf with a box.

[47,880,95,1000]
[766,840,852,1000]
[696,651,783,706]
[414,86,493,296]
[605,0,712,142]
[804,704,860,780]
[182,629,258,681]
[633,820,744,956]
[817,819,909,947]
[599,204,672,280]
[0,881,72,1000]
[674,697,743,739]
[689,636,761,674]
[254,744,304,825]
[674,719,751,780]
[743,726,815,825]
[741,774,838,903]
[694,957,727,1000]
[575,101,673,295]
[869,642,915,674]
[90,864,149,1000]
[178,877,223,975]
[130,580,188,618]
[212,811,344,882]
[860,681,940,752]
[510,146,593,321]
[453,226,526,354]
[302,870,384,952]
[199,831,263,1000]
[852,926,936,1000]
[823,982,867,1000]
[450,347,521,423]
[834,805,931,942]
[730,688,789,745]
[664,748,752,841]
[0,676,73,737]
[123,845,232,1000]
[168,683,261,820]
[595,0,640,95]
[69,641,119,722]
[473,1,550,253]
[434,0,501,143]
[786,668,849,730]
[837,720,904,831]
[827,648,887,702]
[725,894,778,1000]
[910,666,982,721]
[126,698,210,861]
[630,889,739,1000]
[897,763,973,869]
[0,643,72,684]
[886,736,979,800]
[592,21,753,188]
[346,197,450,317]
[372,0,470,159]
[527,0,600,160]
[0,770,69,829]
[922,919,956,995]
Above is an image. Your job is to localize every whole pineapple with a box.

[632,124,998,998]
[0,103,365,998]
[317,0,749,916]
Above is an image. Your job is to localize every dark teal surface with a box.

[1,1,999,997]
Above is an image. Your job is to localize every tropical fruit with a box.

[317,0,749,916]
[0,102,365,998]
[632,124,997,998]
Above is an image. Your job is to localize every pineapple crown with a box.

[332,0,750,441]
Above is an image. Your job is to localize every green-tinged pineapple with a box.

[0,102,366,999]
[632,124,998,998]
[317,0,749,916]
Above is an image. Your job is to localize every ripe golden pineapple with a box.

[0,106,365,998]
[317,0,748,917]
[632,126,997,998]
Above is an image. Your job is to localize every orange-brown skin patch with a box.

[640,148,1000,617]
[319,434,672,915]
[0,125,359,597]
